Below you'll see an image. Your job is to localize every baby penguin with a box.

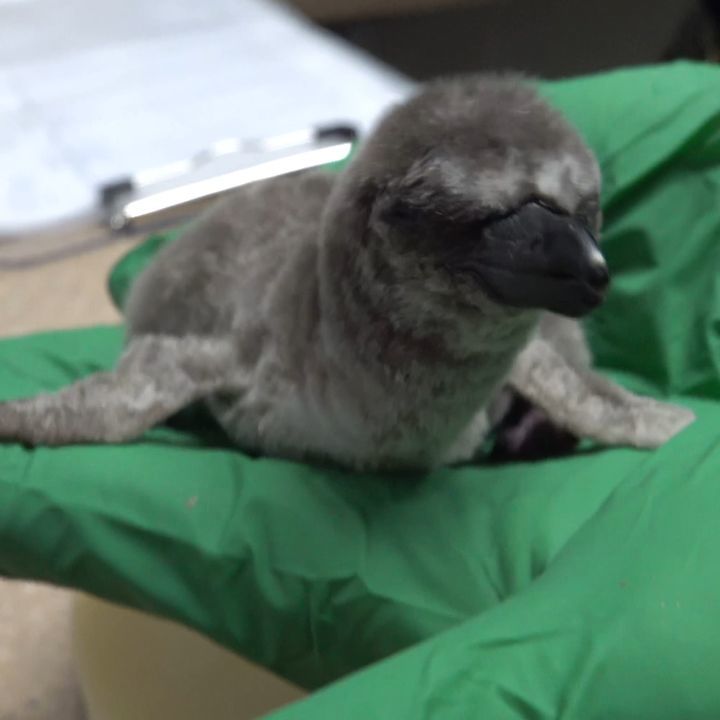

[0,74,694,470]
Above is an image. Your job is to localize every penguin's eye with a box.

[532,197,567,216]
[382,198,421,225]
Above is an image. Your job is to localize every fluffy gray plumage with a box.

[0,74,694,470]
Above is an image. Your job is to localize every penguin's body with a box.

[0,75,694,469]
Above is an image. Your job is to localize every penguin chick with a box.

[0,74,695,470]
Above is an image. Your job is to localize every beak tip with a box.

[587,253,610,291]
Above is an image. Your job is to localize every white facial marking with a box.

[535,153,599,209]
[472,166,525,209]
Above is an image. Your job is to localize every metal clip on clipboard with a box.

[0,124,356,270]
[100,124,357,233]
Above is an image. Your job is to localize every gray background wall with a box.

[327,0,697,79]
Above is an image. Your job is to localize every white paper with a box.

[0,0,412,234]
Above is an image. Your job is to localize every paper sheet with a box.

[0,0,411,234]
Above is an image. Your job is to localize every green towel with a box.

[1,62,719,718]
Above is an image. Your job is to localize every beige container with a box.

[73,594,306,720]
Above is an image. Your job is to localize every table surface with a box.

[0,240,132,339]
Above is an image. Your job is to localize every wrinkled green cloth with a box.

[1,62,719,718]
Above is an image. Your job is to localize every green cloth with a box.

[1,62,719,718]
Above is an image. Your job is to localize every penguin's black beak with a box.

[471,201,610,318]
